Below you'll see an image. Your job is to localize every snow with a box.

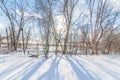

[0,53,120,80]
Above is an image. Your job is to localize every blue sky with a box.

[0,0,120,37]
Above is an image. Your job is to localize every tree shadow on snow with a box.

[66,56,101,80]
[7,57,40,80]
[0,59,32,79]
[37,55,61,80]
[92,61,120,80]
[21,55,52,80]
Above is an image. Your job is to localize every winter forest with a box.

[0,0,120,80]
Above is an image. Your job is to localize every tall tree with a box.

[0,0,31,52]
[85,0,119,54]
[62,0,78,55]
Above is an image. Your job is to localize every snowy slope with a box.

[0,53,120,80]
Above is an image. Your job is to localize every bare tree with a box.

[0,0,16,51]
[5,28,10,50]
[16,0,32,54]
[102,25,120,55]
[0,0,31,53]
[85,0,119,54]
[25,27,31,50]
[0,34,3,47]
[79,24,91,55]
[62,0,78,55]
[35,0,55,58]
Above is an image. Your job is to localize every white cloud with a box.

[0,23,6,36]
[0,23,6,30]
[16,9,42,19]
[80,0,85,4]
[16,9,21,16]
[16,9,31,18]
[32,13,42,19]
[102,0,120,10]
[54,15,66,33]
[112,0,120,10]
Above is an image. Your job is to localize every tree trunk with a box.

[22,30,25,54]
[6,28,10,51]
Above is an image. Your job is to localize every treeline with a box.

[0,0,120,57]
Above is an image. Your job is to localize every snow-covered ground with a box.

[0,53,120,80]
